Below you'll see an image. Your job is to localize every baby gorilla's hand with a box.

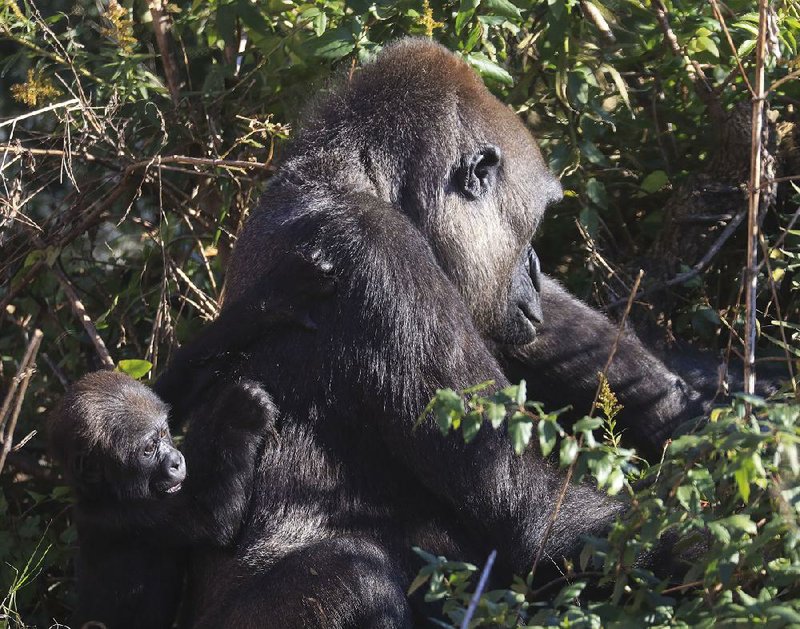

[221,380,279,438]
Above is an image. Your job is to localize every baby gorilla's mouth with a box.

[164,482,182,494]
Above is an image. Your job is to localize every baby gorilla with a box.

[49,371,275,628]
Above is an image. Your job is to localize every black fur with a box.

[151,39,729,625]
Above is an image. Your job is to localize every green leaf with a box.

[455,0,480,33]
[586,178,607,208]
[464,53,513,86]
[462,411,483,443]
[574,417,603,432]
[578,139,607,165]
[593,456,612,487]
[770,607,800,624]
[306,27,356,60]
[606,468,624,495]
[553,581,587,607]
[734,463,752,503]
[433,389,465,435]
[641,170,669,194]
[719,514,758,535]
[486,401,506,428]
[509,411,533,455]
[483,0,521,19]
[117,359,153,380]
[560,437,578,467]
[516,379,527,406]
[538,419,558,457]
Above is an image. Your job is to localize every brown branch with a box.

[0,259,45,319]
[743,0,769,395]
[530,271,644,581]
[581,0,616,43]
[608,211,746,309]
[650,0,723,119]
[709,0,755,97]
[0,145,275,173]
[0,328,43,474]
[147,0,181,106]
[53,267,115,370]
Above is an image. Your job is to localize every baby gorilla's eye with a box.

[143,441,157,458]
[159,427,168,439]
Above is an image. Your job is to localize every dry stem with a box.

[530,270,644,581]
[53,267,115,370]
[743,0,769,395]
[0,329,43,473]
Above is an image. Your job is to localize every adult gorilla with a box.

[158,39,706,627]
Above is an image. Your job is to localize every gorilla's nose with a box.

[164,449,186,483]
[527,247,542,293]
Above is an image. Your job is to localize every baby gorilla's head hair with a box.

[49,371,186,503]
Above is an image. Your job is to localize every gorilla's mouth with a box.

[493,246,544,346]
[154,479,183,495]
[518,300,541,330]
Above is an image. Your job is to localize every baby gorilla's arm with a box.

[83,380,274,547]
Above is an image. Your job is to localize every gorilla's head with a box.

[238,38,561,345]
[49,371,187,503]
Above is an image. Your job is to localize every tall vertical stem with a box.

[744,0,769,395]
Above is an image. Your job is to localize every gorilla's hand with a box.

[258,250,337,330]
[221,379,279,437]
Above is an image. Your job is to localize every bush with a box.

[413,384,800,627]
[0,0,798,626]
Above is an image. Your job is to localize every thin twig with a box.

[0,145,275,172]
[709,0,755,97]
[769,68,800,94]
[147,0,181,106]
[743,0,769,395]
[460,550,497,629]
[53,267,115,370]
[0,329,43,474]
[608,212,745,309]
[0,98,80,130]
[651,0,720,117]
[531,271,644,580]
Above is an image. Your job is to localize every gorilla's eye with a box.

[159,426,168,440]
[143,441,157,458]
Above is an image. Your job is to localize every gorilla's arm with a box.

[81,381,272,547]
[317,195,623,577]
[501,277,703,460]
[154,254,334,424]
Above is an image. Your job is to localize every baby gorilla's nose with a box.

[162,449,186,491]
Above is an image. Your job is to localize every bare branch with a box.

[743,0,769,395]
[147,0,181,106]
[0,328,43,474]
[53,267,115,370]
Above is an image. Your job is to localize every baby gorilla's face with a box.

[135,421,186,497]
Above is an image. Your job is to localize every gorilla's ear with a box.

[459,146,501,200]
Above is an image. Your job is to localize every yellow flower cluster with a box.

[595,372,623,422]
[10,68,62,107]
[100,0,136,52]
[419,0,444,38]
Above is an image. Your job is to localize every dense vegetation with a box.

[0,0,798,626]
